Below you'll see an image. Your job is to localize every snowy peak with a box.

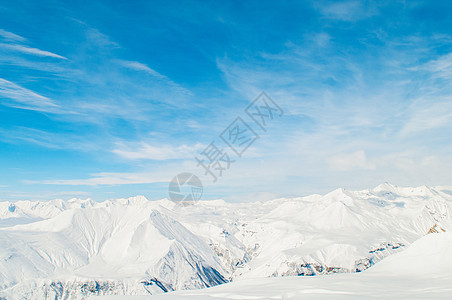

[372,182,399,193]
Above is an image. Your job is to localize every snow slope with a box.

[0,183,451,299]
[100,230,452,299]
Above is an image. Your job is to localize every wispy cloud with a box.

[328,150,376,171]
[0,43,66,59]
[2,1,452,201]
[0,127,99,151]
[0,29,26,42]
[25,172,171,186]
[113,142,204,160]
[0,78,59,111]
[84,27,120,48]
[117,60,193,96]
[399,52,452,136]
[119,60,168,79]
[400,99,452,136]
[0,190,91,201]
[316,0,378,21]
[212,25,452,196]
[421,52,452,81]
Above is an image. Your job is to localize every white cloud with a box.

[313,32,332,48]
[0,78,59,111]
[400,100,452,136]
[0,127,97,151]
[213,31,452,195]
[0,29,26,42]
[112,142,205,160]
[422,52,452,80]
[0,190,91,201]
[117,60,192,96]
[421,155,441,167]
[328,150,376,171]
[120,60,166,79]
[0,43,66,59]
[317,1,377,21]
[84,27,119,48]
[25,172,171,186]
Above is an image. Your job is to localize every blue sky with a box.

[1,0,452,202]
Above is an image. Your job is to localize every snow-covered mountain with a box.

[0,183,451,299]
[99,227,452,299]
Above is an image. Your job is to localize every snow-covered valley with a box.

[0,183,451,299]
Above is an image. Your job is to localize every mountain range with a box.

[0,183,451,299]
